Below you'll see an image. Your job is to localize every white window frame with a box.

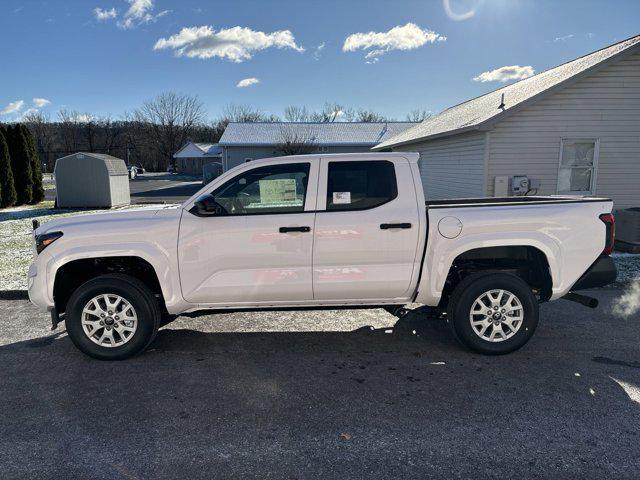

[556,138,599,195]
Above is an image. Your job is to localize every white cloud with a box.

[1,100,24,115]
[117,0,169,29]
[236,77,260,88]
[32,98,51,108]
[313,42,325,60]
[443,0,477,21]
[94,7,117,20]
[554,34,574,42]
[154,25,304,62]
[343,23,446,62]
[473,65,535,83]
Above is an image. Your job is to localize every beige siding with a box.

[395,132,486,199]
[487,50,640,209]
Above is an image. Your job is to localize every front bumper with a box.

[27,261,54,311]
[572,256,617,290]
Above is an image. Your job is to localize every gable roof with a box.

[375,34,640,150]
[219,122,418,146]
[173,142,222,158]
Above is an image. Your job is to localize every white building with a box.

[375,34,640,210]
[173,142,222,176]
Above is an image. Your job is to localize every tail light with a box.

[599,213,615,255]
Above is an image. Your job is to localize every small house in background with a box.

[217,122,418,171]
[173,142,223,176]
[54,152,130,208]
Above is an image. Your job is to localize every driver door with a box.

[178,160,318,305]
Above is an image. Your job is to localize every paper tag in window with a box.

[333,192,351,204]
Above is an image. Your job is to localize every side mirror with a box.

[190,194,227,217]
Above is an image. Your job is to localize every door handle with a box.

[279,226,311,233]
[380,223,412,230]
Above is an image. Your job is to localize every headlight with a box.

[35,231,63,254]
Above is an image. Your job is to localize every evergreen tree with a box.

[0,129,17,208]
[3,125,32,205]
[21,124,44,203]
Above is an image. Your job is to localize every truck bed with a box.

[425,196,612,209]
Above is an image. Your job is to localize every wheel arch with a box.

[52,255,169,315]
[439,245,553,307]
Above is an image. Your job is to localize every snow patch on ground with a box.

[0,202,128,290]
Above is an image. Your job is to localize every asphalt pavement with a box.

[45,173,203,205]
[1,288,639,479]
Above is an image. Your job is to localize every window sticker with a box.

[333,191,351,204]
[259,178,297,204]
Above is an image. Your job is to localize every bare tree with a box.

[406,109,432,122]
[133,92,206,170]
[57,109,87,152]
[283,105,311,122]
[310,102,354,122]
[221,104,274,123]
[23,111,54,171]
[355,109,387,122]
[275,124,318,155]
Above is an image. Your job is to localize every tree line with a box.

[0,124,44,208]
[19,92,431,173]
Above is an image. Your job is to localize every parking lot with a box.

[1,287,639,479]
[45,172,203,205]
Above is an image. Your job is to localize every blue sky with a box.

[1,0,639,122]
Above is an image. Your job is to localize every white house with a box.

[218,122,418,171]
[173,142,223,176]
[374,34,640,210]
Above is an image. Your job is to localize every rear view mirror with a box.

[190,194,227,217]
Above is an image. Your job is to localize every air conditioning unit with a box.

[615,208,640,253]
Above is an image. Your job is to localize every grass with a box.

[0,201,106,290]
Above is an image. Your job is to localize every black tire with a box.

[446,272,539,355]
[65,274,160,360]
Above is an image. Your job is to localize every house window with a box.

[557,139,599,194]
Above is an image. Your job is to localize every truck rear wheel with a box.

[446,272,538,355]
[65,274,160,360]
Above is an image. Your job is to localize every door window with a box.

[326,161,397,211]
[211,163,310,215]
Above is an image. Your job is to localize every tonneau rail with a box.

[426,196,612,209]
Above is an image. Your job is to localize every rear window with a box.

[326,161,397,211]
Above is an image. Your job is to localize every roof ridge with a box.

[437,33,640,115]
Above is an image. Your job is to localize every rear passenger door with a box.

[312,158,421,301]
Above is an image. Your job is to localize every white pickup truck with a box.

[28,153,617,360]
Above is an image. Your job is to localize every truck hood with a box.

[36,205,180,235]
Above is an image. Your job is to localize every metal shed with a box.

[54,152,130,208]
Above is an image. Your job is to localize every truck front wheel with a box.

[65,274,161,360]
[446,273,539,355]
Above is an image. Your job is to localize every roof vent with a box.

[498,93,506,110]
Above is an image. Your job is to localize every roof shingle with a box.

[219,122,418,146]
